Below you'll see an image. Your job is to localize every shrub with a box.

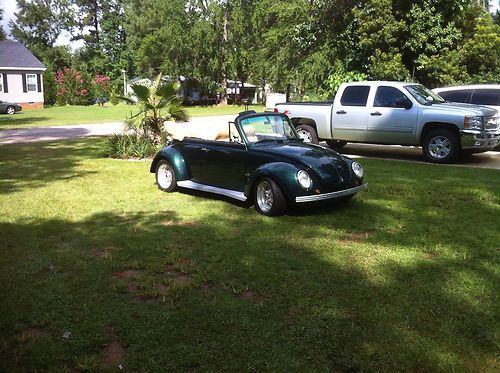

[104,134,161,159]
[55,68,89,105]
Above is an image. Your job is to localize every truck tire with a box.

[295,125,319,144]
[326,139,348,149]
[422,129,460,164]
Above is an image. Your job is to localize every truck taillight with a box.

[274,108,279,113]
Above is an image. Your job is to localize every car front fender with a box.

[150,144,190,181]
[245,162,304,202]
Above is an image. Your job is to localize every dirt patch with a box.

[99,337,127,369]
[112,269,142,280]
[18,327,49,341]
[164,265,192,286]
[201,280,216,290]
[239,289,264,304]
[339,230,374,244]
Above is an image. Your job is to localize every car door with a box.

[366,86,418,145]
[180,139,207,183]
[331,85,370,141]
[198,140,247,191]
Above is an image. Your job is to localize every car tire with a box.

[326,139,348,149]
[6,106,16,115]
[254,178,287,216]
[155,159,177,192]
[295,124,319,144]
[422,129,460,164]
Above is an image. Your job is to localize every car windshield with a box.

[405,84,445,105]
[240,114,298,144]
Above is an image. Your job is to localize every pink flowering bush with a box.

[55,68,89,105]
[93,74,111,106]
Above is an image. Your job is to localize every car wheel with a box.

[295,124,319,144]
[6,106,16,115]
[326,139,348,149]
[422,129,460,163]
[254,178,287,216]
[155,160,177,192]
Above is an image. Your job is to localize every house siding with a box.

[0,69,44,109]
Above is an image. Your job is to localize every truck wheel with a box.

[295,125,319,144]
[422,129,460,164]
[254,178,287,216]
[326,139,348,149]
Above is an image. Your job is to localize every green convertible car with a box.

[150,111,367,216]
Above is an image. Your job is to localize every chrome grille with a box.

[485,116,499,131]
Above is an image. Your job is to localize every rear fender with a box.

[150,145,190,181]
[245,162,302,202]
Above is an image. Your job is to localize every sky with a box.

[1,0,499,49]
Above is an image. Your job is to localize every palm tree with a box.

[121,74,188,143]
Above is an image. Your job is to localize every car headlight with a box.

[351,162,364,178]
[464,116,483,130]
[297,170,312,190]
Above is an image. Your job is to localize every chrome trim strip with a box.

[295,183,368,203]
[177,180,247,202]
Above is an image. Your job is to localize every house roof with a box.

[0,40,46,70]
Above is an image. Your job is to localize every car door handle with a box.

[370,111,382,116]
[201,147,210,152]
[336,110,347,115]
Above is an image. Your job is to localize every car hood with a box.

[430,102,497,116]
[251,140,353,187]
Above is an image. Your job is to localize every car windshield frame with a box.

[405,84,445,105]
[238,113,300,145]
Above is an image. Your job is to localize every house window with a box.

[26,74,37,92]
[0,74,3,92]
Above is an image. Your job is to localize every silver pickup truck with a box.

[275,81,500,163]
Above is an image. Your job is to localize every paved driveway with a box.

[336,143,500,170]
[1,116,498,169]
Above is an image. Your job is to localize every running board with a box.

[177,180,247,202]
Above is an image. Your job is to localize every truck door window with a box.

[340,86,370,106]
[470,89,500,106]
[437,90,473,104]
[374,86,409,107]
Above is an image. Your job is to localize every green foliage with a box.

[7,0,500,98]
[0,8,6,40]
[120,74,187,142]
[317,67,368,100]
[368,50,411,81]
[104,133,160,158]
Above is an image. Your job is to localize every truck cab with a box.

[275,81,500,163]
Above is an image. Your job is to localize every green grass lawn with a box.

[0,138,498,371]
[0,104,264,130]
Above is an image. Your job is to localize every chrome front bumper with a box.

[460,129,500,150]
[295,183,368,203]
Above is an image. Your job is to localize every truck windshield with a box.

[405,84,445,105]
[240,114,298,144]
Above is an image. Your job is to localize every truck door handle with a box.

[370,111,382,116]
[336,110,347,115]
[201,147,210,152]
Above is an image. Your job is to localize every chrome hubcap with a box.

[297,129,312,143]
[157,163,173,189]
[256,181,273,213]
[7,107,15,114]
[428,136,451,159]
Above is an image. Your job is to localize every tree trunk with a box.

[218,4,229,106]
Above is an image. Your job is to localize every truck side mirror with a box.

[395,98,412,109]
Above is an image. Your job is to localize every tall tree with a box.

[10,0,73,58]
[0,8,6,40]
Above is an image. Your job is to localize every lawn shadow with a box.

[0,139,101,194]
[0,115,51,129]
[0,203,497,370]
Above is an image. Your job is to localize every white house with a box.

[0,40,46,110]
